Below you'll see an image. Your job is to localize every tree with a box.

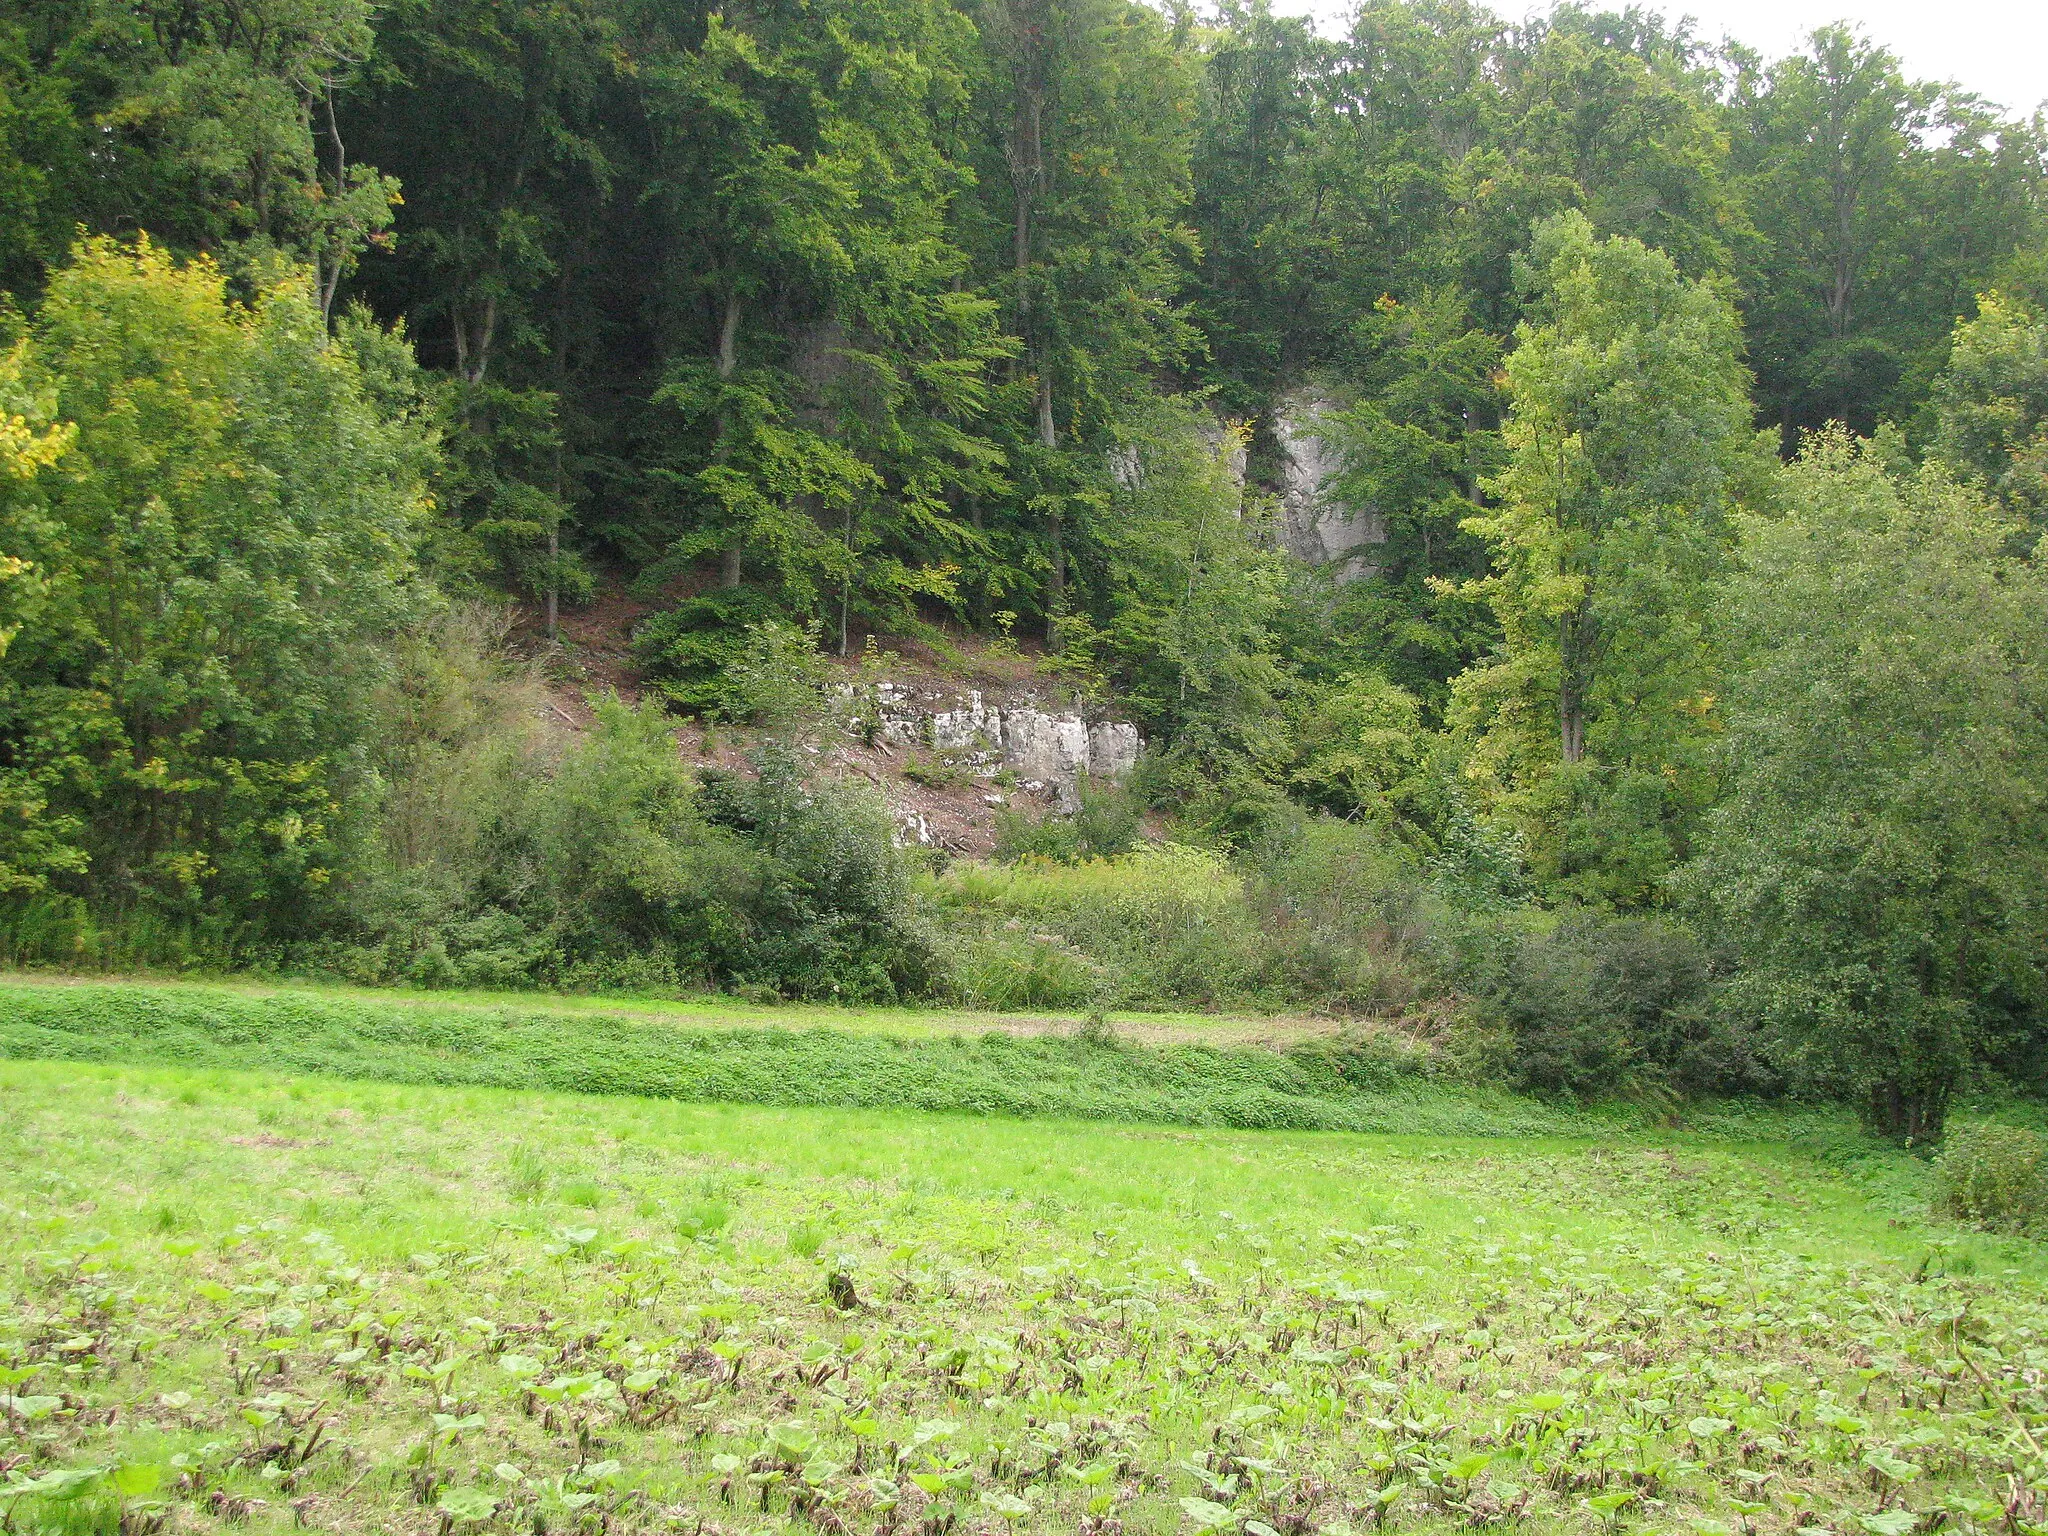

[1492,7,1737,285]
[342,0,620,620]
[1,236,431,935]
[630,0,1005,641]
[1928,292,2048,520]
[1310,288,1503,709]
[1448,211,1765,901]
[1731,26,2046,444]
[1089,397,1286,734]
[0,336,80,893]
[65,0,400,286]
[0,20,84,295]
[1455,213,1759,767]
[1186,0,1339,412]
[1686,433,2048,1140]
[968,0,1199,634]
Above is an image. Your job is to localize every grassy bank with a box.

[0,969,1356,1045]
[0,977,1603,1137]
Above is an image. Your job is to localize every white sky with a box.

[1282,0,2048,118]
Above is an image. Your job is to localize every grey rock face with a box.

[1001,708,1094,811]
[1271,389,1386,581]
[848,682,1142,817]
[1087,721,1142,781]
[931,692,1003,752]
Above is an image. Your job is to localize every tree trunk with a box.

[318,88,347,328]
[1559,607,1588,764]
[547,445,563,643]
[452,296,497,387]
[839,503,855,657]
[716,290,744,589]
[1007,1,1045,335]
[1866,1076,1950,1144]
[1004,2,1062,641]
[1038,371,1065,632]
[966,496,987,627]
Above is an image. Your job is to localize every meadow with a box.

[2,1038,2044,1536]
[0,980,1600,1139]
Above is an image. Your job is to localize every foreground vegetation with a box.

[3,1059,2043,1536]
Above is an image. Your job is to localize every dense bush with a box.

[934,819,1452,1016]
[1444,912,1755,1099]
[1685,436,2048,1141]
[1933,1123,2047,1233]
[992,778,1143,864]
[930,843,1267,1009]
[328,709,937,1001]
[0,238,431,939]
[1244,817,1435,1014]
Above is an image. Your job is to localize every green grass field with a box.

[0,978,1626,1138]
[0,982,2044,1536]
[0,972,1348,1047]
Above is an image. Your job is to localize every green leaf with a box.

[1447,1452,1493,1482]
[110,1464,163,1498]
[436,1487,500,1523]
[1584,1490,1636,1519]
[1179,1496,1238,1531]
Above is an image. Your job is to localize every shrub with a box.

[633,591,792,713]
[948,933,1106,1011]
[1,237,431,940]
[993,777,1142,864]
[1933,1123,2047,1233]
[1683,435,2048,1142]
[320,679,935,1001]
[1446,912,1749,1098]
[1246,817,1434,1013]
[930,843,1263,1007]
[696,745,937,1001]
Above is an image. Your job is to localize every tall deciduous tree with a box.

[1,236,431,931]
[1731,26,2046,444]
[1451,211,1765,899]
[1687,434,2048,1140]
[629,0,1003,637]
[969,0,1198,633]
[1929,292,2048,520]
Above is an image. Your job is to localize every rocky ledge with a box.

[853,681,1142,816]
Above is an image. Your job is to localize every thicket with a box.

[3,0,2048,1138]
[1933,1123,2048,1235]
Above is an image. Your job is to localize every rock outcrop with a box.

[1271,389,1386,581]
[857,682,1142,816]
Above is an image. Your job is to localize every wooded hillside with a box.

[3,0,2047,1134]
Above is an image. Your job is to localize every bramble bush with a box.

[1933,1122,2047,1233]
[1441,913,1757,1100]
